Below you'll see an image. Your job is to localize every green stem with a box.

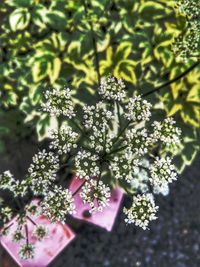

[71,119,84,135]
[2,222,14,232]
[82,0,101,86]
[112,121,131,147]
[116,102,122,129]
[106,144,128,156]
[142,61,200,97]
[138,165,149,172]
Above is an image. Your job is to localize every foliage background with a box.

[0,0,199,173]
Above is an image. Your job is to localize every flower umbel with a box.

[124,96,152,122]
[49,126,79,155]
[75,150,101,180]
[80,180,111,213]
[19,244,35,260]
[33,225,48,241]
[124,194,158,230]
[150,157,177,188]
[99,76,126,102]
[41,186,76,223]
[152,117,181,147]
[42,87,75,118]
[0,171,15,190]
[28,150,59,194]
[12,228,24,243]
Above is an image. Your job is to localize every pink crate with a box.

[0,200,75,267]
[69,176,124,231]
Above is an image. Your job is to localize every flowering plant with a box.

[0,77,181,259]
[173,0,200,59]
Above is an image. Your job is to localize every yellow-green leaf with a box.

[48,57,62,84]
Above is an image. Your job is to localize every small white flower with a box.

[12,228,24,243]
[13,180,28,197]
[124,96,152,122]
[99,76,126,102]
[123,194,158,230]
[49,126,79,155]
[0,171,15,191]
[152,117,181,147]
[109,151,139,183]
[41,185,76,223]
[0,206,13,224]
[28,150,59,195]
[150,157,177,188]
[41,87,75,118]
[19,244,35,260]
[83,101,113,132]
[33,225,48,241]
[80,180,111,213]
[75,150,100,179]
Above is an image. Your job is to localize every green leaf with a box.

[36,114,58,141]
[48,57,62,84]
[139,1,171,21]
[32,59,49,82]
[6,0,33,8]
[9,7,30,31]
[115,60,137,84]
[46,10,67,30]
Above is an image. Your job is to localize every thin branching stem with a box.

[72,180,86,197]
[25,224,29,245]
[142,61,200,97]
[27,216,37,226]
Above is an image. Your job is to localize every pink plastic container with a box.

[0,200,75,267]
[69,176,124,231]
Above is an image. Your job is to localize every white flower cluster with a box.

[28,150,59,194]
[89,132,113,153]
[150,157,177,188]
[19,244,35,260]
[80,180,111,213]
[83,102,113,132]
[13,180,28,197]
[75,150,101,179]
[173,0,200,59]
[177,0,200,19]
[33,225,48,241]
[0,76,183,244]
[99,76,126,102]
[125,128,152,156]
[42,87,75,118]
[124,96,152,122]
[0,171,28,197]
[0,170,15,190]
[109,152,139,183]
[12,228,24,243]
[41,186,76,223]
[25,203,41,218]
[124,194,158,230]
[152,117,181,147]
[49,126,79,155]
[129,159,170,197]
[0,206,13,224]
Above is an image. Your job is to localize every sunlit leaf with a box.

[9,7,30,31]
